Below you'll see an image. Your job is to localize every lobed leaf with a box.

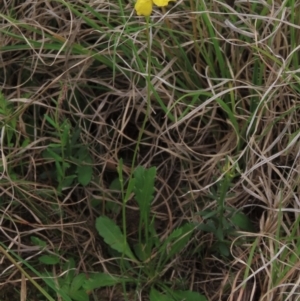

[95,216,136,261]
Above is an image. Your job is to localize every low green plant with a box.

[41,112,93,193]
[18,239,132,301]
[95,163,208,301]
[195,157,255,257]
[2,164,207,301]
[42,258,90,301]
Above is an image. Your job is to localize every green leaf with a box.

[71,274,86,292]
[198,209,217,219]
[133,166,156,208]
[61,175,77,188]
[133,242,153,261]
[63,258,75,284]
[62,161,71,170]
[117,158,124,185]
[48,143,62,148]
[196,220,216,234]
[69,274,89,301]
[95,216,136,261]
[30,236,47,248]
[61,120,71,147]
[216,226,224,241]
[90,198,101,208]
[44,147,62,162]
[109,177,122,191]
[160,224,194,260]
[148,220,161,248]
[83,272,124,291]
[105,200,120,214]
[77,157,93,186]
[76,146,90,161]
[71,126,82,145]
[166,223,194,260]
[124,178,135,203]
[231,212,255,232]
[221,216,231,231]
[55,161,64,178]
[69,290,89,301]
[162,228,183,246]
[133,243,145,261]
[21,137,30,148]
[172,290,208,301]
[44,114,57,129]
[38,254,60,265]
[215,241,230,257]
[150,287,173,301]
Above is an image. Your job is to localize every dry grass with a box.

[1,0,300,300]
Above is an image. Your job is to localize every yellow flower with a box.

[135,0,173,16]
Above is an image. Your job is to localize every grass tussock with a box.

[1,0,300,300]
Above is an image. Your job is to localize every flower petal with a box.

[135,0,153,16]
[153,0,171,7]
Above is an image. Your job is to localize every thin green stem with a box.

[121,16,152,256]
[134,17,152,245]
